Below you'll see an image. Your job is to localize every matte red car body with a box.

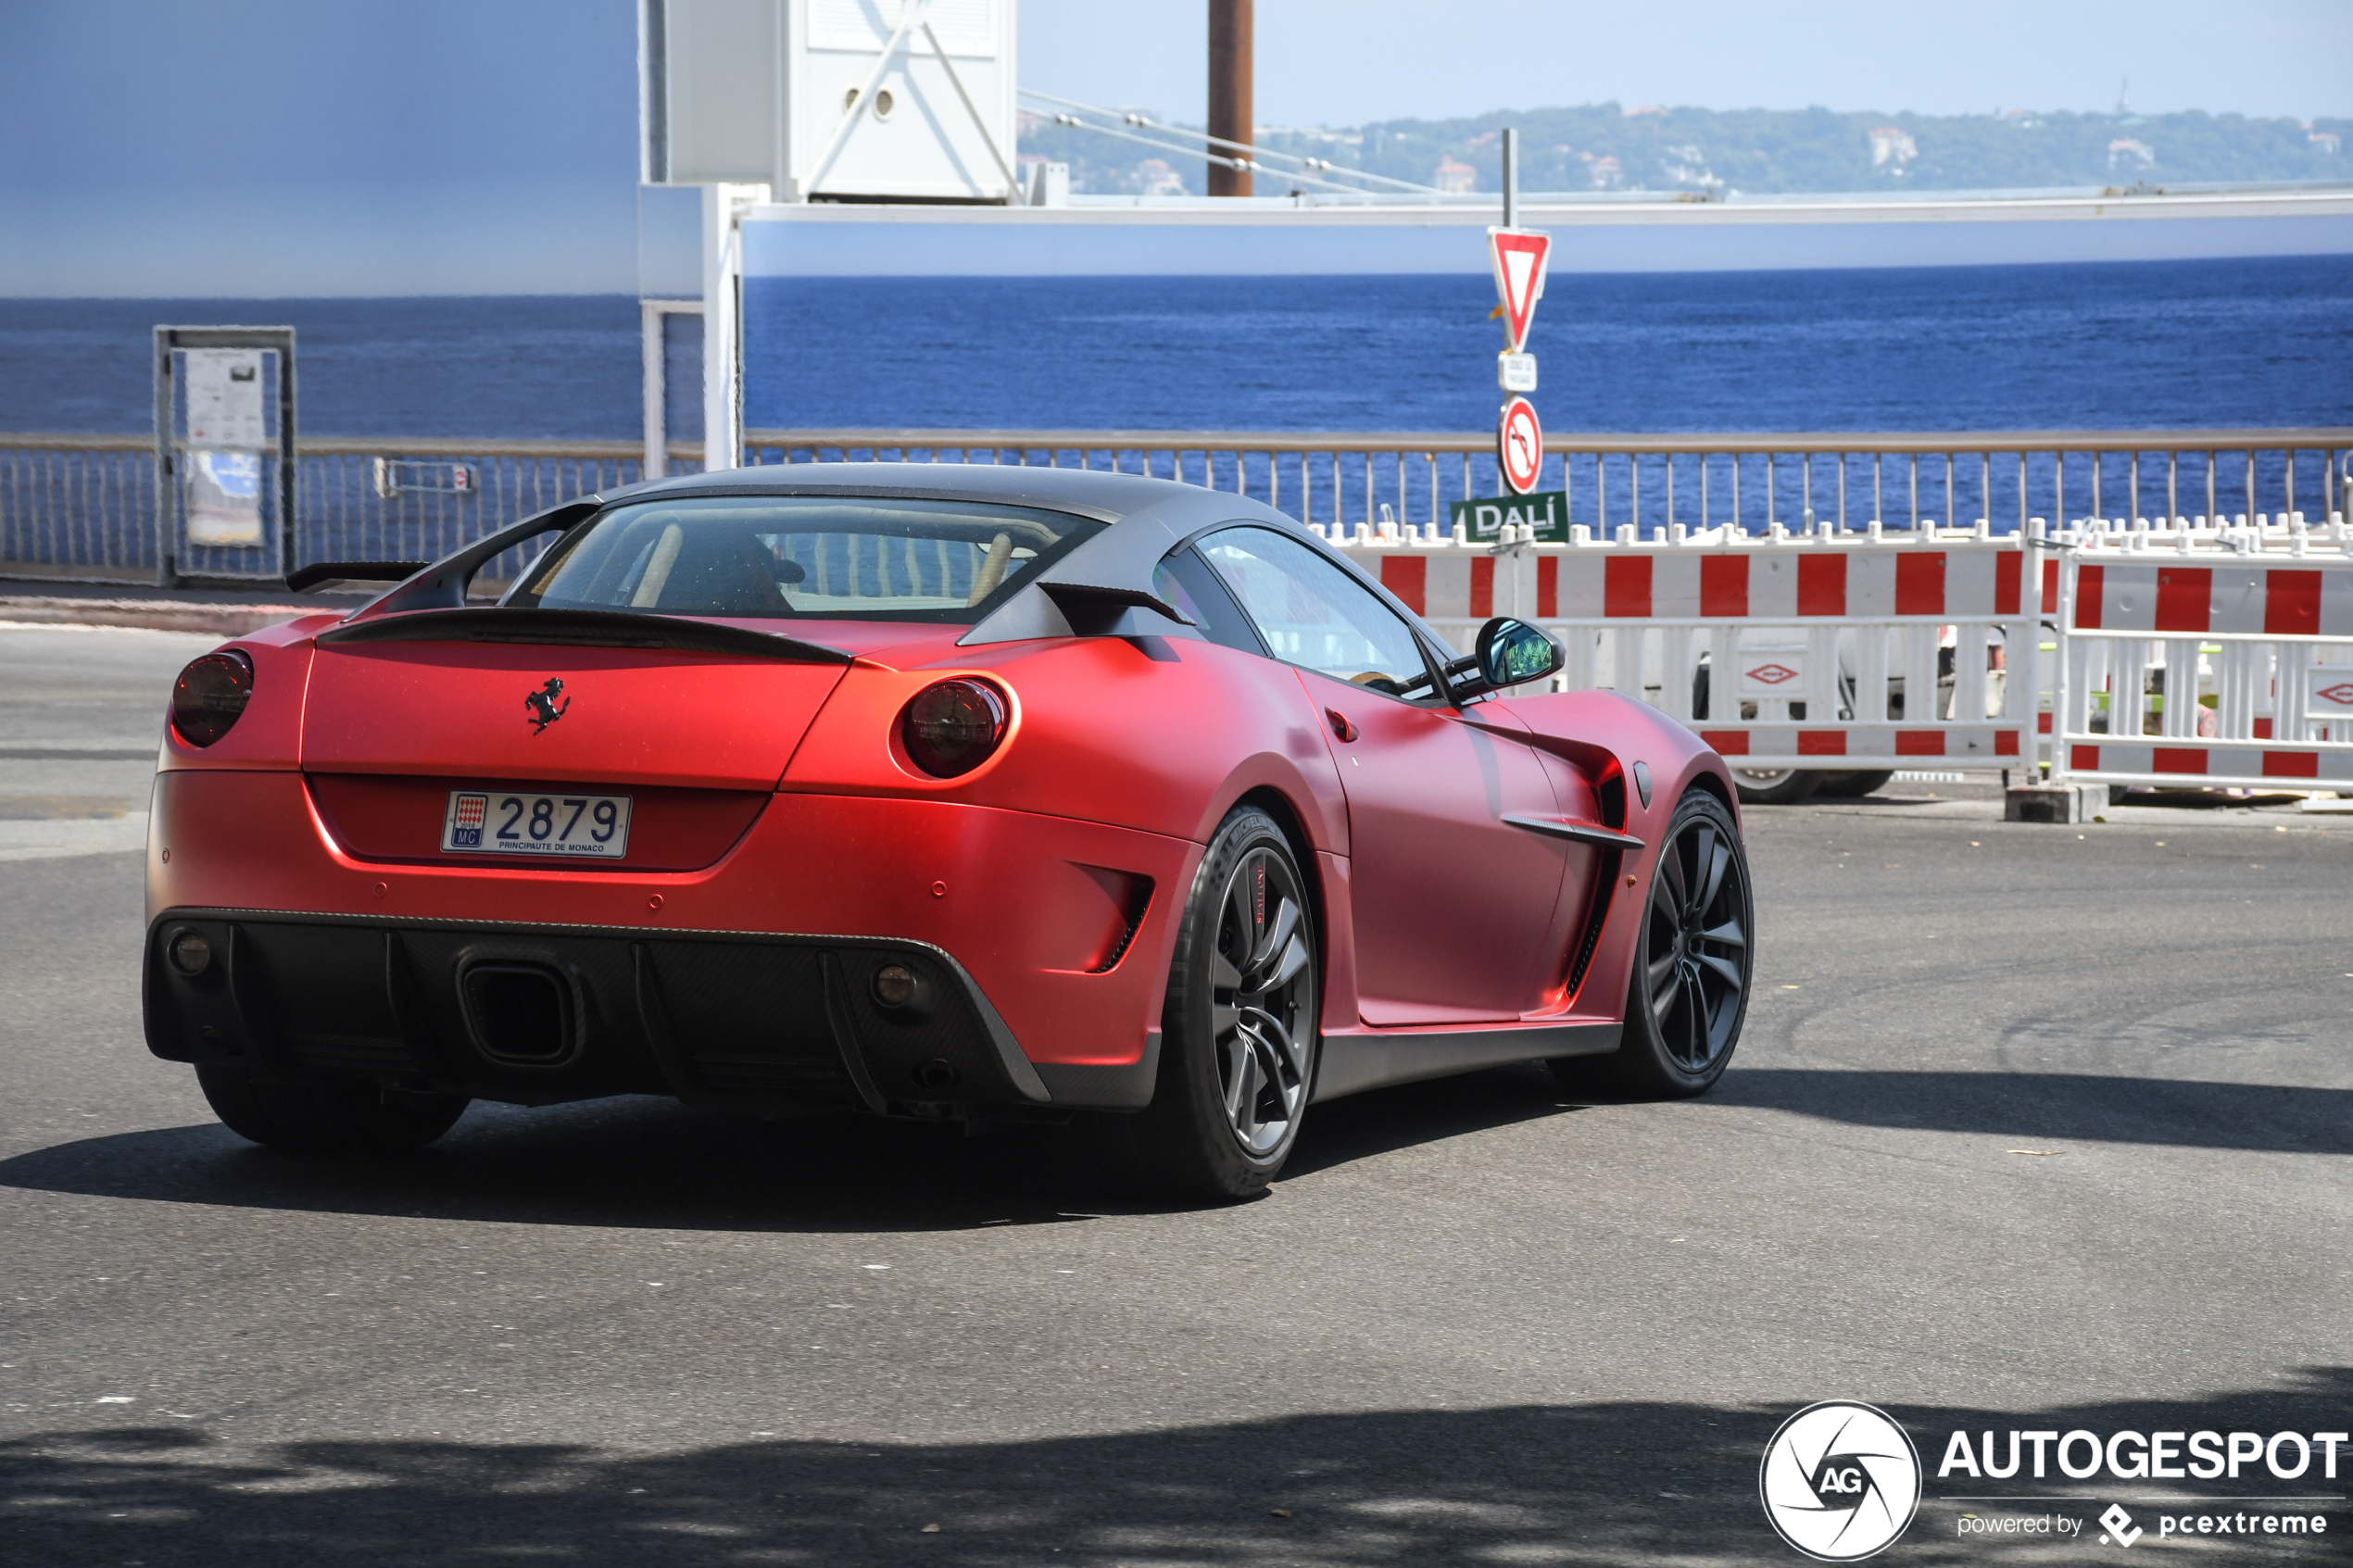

[145,467,1736,1120]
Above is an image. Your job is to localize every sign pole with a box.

[1502,126,1516,232]
[1484,147,1550,499]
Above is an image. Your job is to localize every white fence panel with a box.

[1332,531,2042,773]
[2050,525,2353,789]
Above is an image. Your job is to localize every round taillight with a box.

[170,651,254,747]
[900,679,1007,778]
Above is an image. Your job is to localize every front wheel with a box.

[1555,789,1753,1098]
[1064,806,1319,1201]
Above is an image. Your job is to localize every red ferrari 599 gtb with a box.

[145,465,1753,1198]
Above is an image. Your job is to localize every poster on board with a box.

[182,349,267,546]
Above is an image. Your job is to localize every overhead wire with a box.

[1028,111,1374,197]
[1016,87,1455,199]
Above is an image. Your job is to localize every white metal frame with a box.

[640,298,704,479]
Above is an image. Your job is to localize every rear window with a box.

[507,495,1101,622]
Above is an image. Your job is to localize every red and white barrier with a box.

[1331,529,2042,771]
[2051,534,2353,788]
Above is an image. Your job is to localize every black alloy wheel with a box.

[1059,806,1319,1201]
[1204,834,1316,1159]
[1557,789,1753,1098]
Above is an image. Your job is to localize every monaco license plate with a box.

[442,790,632,859]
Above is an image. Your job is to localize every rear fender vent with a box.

[1076,866,1155,974]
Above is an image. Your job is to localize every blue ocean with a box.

[5,256,2349,441]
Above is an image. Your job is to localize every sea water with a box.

[5,256,2348,441]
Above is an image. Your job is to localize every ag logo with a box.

[1759,1401,1921,1561]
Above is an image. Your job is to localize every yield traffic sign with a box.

[1497,396,1543,495]
[1488,228,1551,354]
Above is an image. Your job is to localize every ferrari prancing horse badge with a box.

[524,677,569,734]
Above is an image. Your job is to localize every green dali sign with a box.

[1449,490,1566,544]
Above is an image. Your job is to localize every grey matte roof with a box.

[618,460,1249,524]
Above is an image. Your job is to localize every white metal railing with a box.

[0,434,703,584]
[745,428,2353,547]
[6,428,2350,588]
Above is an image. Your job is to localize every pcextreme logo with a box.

[1760,1401,1923,1561]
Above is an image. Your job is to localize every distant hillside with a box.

[1016,103,2351,199]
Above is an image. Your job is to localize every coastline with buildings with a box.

[1015,98,2353,200]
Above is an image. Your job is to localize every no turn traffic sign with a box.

[1497,396,1543,495]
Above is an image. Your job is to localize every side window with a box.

[1153,547,1265,655]
[1197,526,1432,693]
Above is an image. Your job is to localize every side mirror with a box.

[1473,617,1565,692]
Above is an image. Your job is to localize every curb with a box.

[0,597,320,637]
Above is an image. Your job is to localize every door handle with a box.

[1325,709,1358,743]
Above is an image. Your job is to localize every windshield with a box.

[507,495,1101,622]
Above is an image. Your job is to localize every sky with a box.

[1029,0,2353,126]
[4,1,2349,296]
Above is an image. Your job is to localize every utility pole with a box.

[1208,0,1252,196]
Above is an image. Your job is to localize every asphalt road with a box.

[2,623,2348,1566]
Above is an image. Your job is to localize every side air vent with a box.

[1561,865,1618,1005]
[1594,767,1629,831]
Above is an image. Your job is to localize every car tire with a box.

[195,1064,470,1155]
[1059,806,1319,1202]
[1814,770,1894,798]
[1730,767,1818,806]
[1552,789,1753,1099]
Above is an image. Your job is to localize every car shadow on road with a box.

[1714,1069,2353,1156]
[1,1062,2338,1235]
[6,1374,2348,1568]
[0,1098,1093,1235]
[0,1065,1579,1232]
[1282,1061,1581,1178]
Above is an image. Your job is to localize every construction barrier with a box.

[1332,511,2353,795]
[1332,526,2042,772]
[2048,523,2353,790]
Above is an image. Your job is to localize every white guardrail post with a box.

[1333,526,2041,773]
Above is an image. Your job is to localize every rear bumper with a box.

[145,769,1201,1113]
[145,909,1154,1114]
